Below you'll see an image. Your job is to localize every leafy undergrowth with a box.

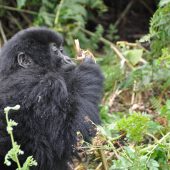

[74,1,170,169]
[75,107,170,170]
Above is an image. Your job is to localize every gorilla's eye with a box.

[60,47,63,53]
[51,43,58,52]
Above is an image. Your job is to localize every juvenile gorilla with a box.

[0,28,104,170]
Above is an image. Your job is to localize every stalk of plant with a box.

[3,105,37,170]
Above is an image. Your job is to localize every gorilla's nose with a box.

[63,55,75,64]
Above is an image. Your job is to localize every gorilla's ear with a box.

[17,52,32,68]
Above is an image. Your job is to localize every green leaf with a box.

[17,0,27,8]
[39,7,53,26]
[117,113,149,142]
[21,156,38,170]
[124,49,143,66]
[124,147,136,160]
[165,100,170,110]
[147,121,163,134]
[159,0,170,7]
[110,156,132,170]
[147,159,159,170]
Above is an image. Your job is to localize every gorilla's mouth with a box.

[62,55,75,65]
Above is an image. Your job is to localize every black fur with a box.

[0,28,104,170]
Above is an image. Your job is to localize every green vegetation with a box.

[1,0,170,169]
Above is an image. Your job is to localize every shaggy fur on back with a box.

[0,28,104,170]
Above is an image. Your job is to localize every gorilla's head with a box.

[0,27,74,74]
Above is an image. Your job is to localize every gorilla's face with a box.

[0,27,74,74]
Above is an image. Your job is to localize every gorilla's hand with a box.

[83,56,95,64]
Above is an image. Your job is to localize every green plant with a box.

[3,105,37,170]
[110,147,160,170]
[150,0,170,58]
[117,113,150,142]
[160,100,170,124]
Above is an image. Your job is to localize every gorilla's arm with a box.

[65,59,104,140]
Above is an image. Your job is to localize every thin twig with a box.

[55,0,65,25]
[10,1,32,25]
[117,40,149,53]
[116,41,148,64]
[95,152,116,170]
[131,80,137,105]
[95,149,108,170]
[139,0,154,15]
[0,5,38,15]
[0,21,7,43]
[20,11,32,25]
[81,27,113,47]
[109,89,122,108]
[8,12,23,30]
[110,45,134,69]
[114,0,134,27]
[117,41,138,47]
[146,132,170,162]
[146,133,158,142]
[140,132,170,154]
[1,24,11,37]
[0,5,55,18]
[80,28,134,69]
